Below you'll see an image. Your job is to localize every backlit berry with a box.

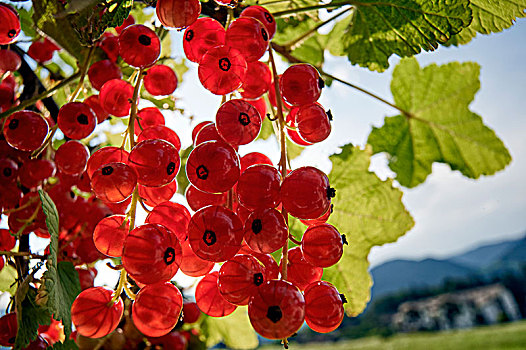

[216,99,262,146]
[128,139,180,187]
[183,18,225,63]
[3,111,48,152]
[195,271,237,317]
[280,64,323,106]
[119,24,160,68]
[304,281,345,333]
[57,102,97,139]
[144,64,177,96]
[198,45,247,95]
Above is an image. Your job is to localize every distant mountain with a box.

[370,234,526,298]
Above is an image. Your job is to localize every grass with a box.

[260,320,526,350]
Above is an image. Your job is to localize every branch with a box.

[271,3,343,17]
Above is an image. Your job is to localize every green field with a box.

[260,321,526,350]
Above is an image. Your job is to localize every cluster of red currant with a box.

[0,0,345,347]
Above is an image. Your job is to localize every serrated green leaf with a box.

[258,118,274,140]
[327,0,472,71]
[15,289,52,349]
[17,7,37,38]
[38,190,59,236]
[200,307,258,349]
[367,58,512,187]
[447,0,526,46]
[323,145,414,316]
[0,264,17,295]
[101,0,134,28]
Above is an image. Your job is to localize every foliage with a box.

[200,308,259,349]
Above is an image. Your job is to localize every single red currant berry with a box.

[198,45,247,95]
[280,246,322,290]
[144,64,177,96]
[280,64,323,106]
[237,165,281,210]
[301,223,343,268]
[90,162,137,203]
[191,121,213,143]
[88,59,122,91]
[149,331,188,349]
[179,238,214,277]
[119,24,160,68]
[216,99,262,146]
[135,107,165,134]
[0,81,14,113]
[0,3,20,45]
[0,158,18,184]
[84,95,109,123]
[115,14,135,34]
[300,204,333,226]
[122,223,182,285]
[280,166,334,220]
[188,205,244,262]
[3,110,48,152]
[0,312,17,346]
[218,254,265,305]
[285,107,313,146]
[296,103,331,143]
[240,5,276,39]
[138,181,177,207]
[195,271,237,317]
[183,302,201,324]
[128,139,180,187]
[185,184,227,211]
[93,215,129,257]
[71,287,124,338]
[240,61,271,100]
[99,33,120,62]
[0,228,16,251]
[132,282,183,337]
[146,201,191,242]
[86,146,129,178]
[0,184,22,210]
[76,267,97,291]
[0,49,21,72]
[156,0,201,29]
[57,102,97,139]
[193,122,225,146]
[19,159,56,188]
[304,281,345,333]
[55,140,89,175]
[183,18,225,63]
[225,17,269,62]
[244,208,288,254]
[137,125,181,151]
[27,39,56,63]
[248,280,305,339]
[99,79,134,117]
[186,140,240,193]
[240,152,273,172]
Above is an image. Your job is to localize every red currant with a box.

[88,59,122,91]
[0,312,17,346]
[0,158,18,184]
[304,281,345,333]
[115,14,135,34]
[0,49,21,72]
[244,208,288,254]
[93,215,129,257]
[301,223,343,268]
[3,111,48,152]
[195,271,237,317]
[179,238,214,277]
[138,181,177,207]
[183,302,201,324]
[0,228,16,251]
[55,140,89,175]
[185,184,227,211]
[226,17,269,62]
[128,139,180,187]
[241,5,276,39]
[280,64,323,106]
[144,64,177,96]
[146,201,191,242]
[216,99,262,146]
[0,3,20,45]
[280,246,322,290]
[156,0,201,29]
[135,107,165,134]
[84,95,109,123]
[296,103,331,143]
[240,61,271,100]
[18,159,56,188]
[240,152,273,172]
[194,122,224,146]
[119,24,160,68]
[183,18,225,63]
[198,45,247,95]
[90,162,137,203]
[191,121,213,143]
[99,33,120,62]
[86,146,129,178]
[237,165,281,210]
[99,79,134,117]
[218,254,265,305]
[137,125,181,150]
[57,102,97,139]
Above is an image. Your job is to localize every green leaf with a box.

[15,289,52,349]
[327,0,472,71]
[323,145,414,316]
[141,93,177,111]
[101,0,134,28]
[17,7,37,38]
[258,119,274,140]
[286,139,304,160]
[47,339,79,350]
[447,0,526,46]
[200,307,258,349]
[0,264,17,295]
[367,58,512,187]
[38,190,81,339]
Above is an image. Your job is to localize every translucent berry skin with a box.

[216,99,262,146]
[122,223,182,285]
[84,95,109,123]
[149,331,187,349]
[156,0,201,29]
[71,287,124,339]
[195,271,237,317]
[280,64,323,107]
[218,254,265,305]
[0,228,16,251]
[57,102,97,139]
[183,18,225,63]
[137,125,181,151]
[128,139,180,187]
[280,246,322,291]
[86,146,129,178]
[135,107,165,135]
[186,141,240,194]
[241,5,276,39]
[0,49,21,72]
[296,103,331,143]
[55,140,89,175]
[191,121,213,143]
[88,59,122,90]
[185,184,227,211]
[0,3,20,45]
[27,39,55,63]
[179,238,214,277]
[99,33,119,62]
[188,205,244,262]
[99,79,134,117]
[300,204,332,226]
[301,223,343,268]
[280,166,332,220]
[304,281,344,333]
[194,122,224,146]
[119,24,160,68]
[138,180,177,207]
[144,64,177,96]
[146,201,191,242]
[132,282,183,337]
[115,14,135,34]
[183,302,201,323]
[19,159,56,188]
[225,17,269,62]
[0,158,18,184]
[244,208,288,254]
[240,152,273,172]
[248,280,305,339]
[93,215,129,257]
[239,245,279,281]
[91,162,137,203]
[3,111,48,152]
[237,165,281,210]
[0,312,17,346]
[198,45,247,95]
[240,61,271,100]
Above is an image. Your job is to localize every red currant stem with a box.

[123,282,136,301]
[128,68,145,149]
[0,251,47,259]
[225,7,235,29]
[30,124,59,159]
[2,195,40,215]
[288,234,301,246]
[127,187,140,232]
[138,197,151,213]
[282,7,352,50]
[14,205,41,237]
[110,268,127,304]
[284,123,298,131]
[106,262,124,270]
[68,45,96,103]
[271,3,343,17]
[0,71,80,120]
[227,188,234,210]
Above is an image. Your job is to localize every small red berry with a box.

[128,139,180,187]
[244,208,288,254]
[93,215,129,257]
[119,24,160,68]
[183,18,225,63]
[3,111,48,152]
[144,64,177,96]
[156,0,201,29]
[198,45,247,95]
[280,64,323,107]
[225,17,269,62]
[55,140,89,175]
[195,271,237,317]
[99,79,134,117]
[304,281,345,333]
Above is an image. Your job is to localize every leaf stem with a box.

[128,68,145,149]
[272,3,343,17]
[288,234,301,245]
